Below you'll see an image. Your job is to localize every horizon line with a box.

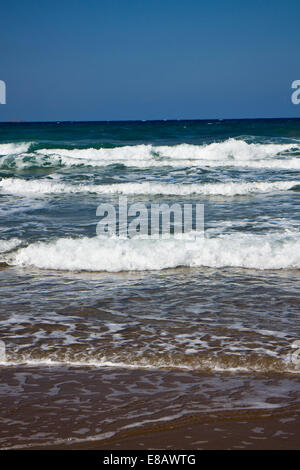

[0,116,300,124]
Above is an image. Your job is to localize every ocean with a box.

[0,118,300,449]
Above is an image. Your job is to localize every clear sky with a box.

[1,0,300,121]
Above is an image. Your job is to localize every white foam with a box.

[0,355,297,374]
[0,238,22,254]
[7,231,300,272]
[33,139,300,169]
[0,142,32,155]
[155,139,296,161]
[0,178,298,196]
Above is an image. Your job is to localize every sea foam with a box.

[0,178,299,196]
[0,238,22,253]
[34,139,298,169]
[8,232,300,271]
[0,142,33,155]
[36,139,296,162]
[1,138,297,170]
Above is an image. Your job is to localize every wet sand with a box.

[60,408,300,450]
[1,366,300,450]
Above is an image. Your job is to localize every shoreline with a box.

[1,366,300,450]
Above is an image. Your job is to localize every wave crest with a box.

[0,238,22,254]
[1,139,299,170]
[0,177,299,196]
[0,142,33,155]
[6,232,300,272]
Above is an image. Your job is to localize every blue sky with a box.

[0,0,300,121]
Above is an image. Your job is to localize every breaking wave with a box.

[0,178,299,196]
[1,139,299,170]
[5,231,300,272]
[0,142,33,155]
[0,238,22,254]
